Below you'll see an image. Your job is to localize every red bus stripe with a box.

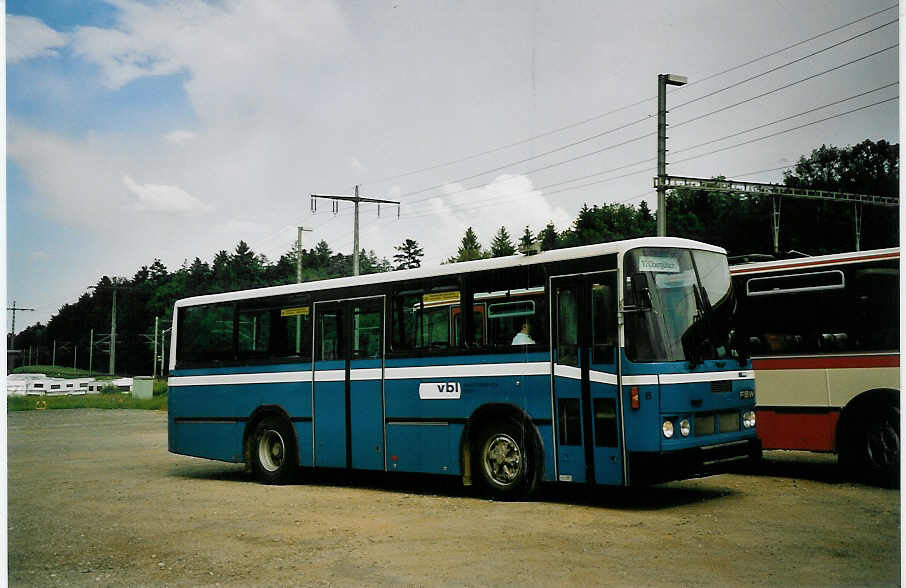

[731,251,899,275]
[752,354,900,370]
[756,409,839,451]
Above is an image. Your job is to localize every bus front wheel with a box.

[249,416,298,485]
[473,420,532,499]
[840,402,899,488]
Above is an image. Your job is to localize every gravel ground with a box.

[7,409,900,586]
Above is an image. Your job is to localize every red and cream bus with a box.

[731,248,899,486]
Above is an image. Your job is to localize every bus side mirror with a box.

[625,273,653,312]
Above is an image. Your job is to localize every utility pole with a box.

[153,317,159,378]
[656,73,687,237]
[310,186,400,276]
[88,283,128,376]
[160,327,172,377]
[296,226,313,283]
[89,329,94,376]
[109,288,117,375]
[7,300,35,349]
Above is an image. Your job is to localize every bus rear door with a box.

[313,297,385,470]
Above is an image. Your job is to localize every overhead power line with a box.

[671,95,898,165]
[672,19,897,111]
[673,83,898,154]
[397,40,896,206]
[358,5,897,188]
[395,92,897,222]
[688,3,897,87]
[400,49,896,208]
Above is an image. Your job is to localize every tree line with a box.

[14,139,898,375]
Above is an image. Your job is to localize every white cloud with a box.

[350,157,365,172]
[30,251,51,262]
[69,0,350,92]
[363,174,572,264]
[165,130,197,145]
[6,14,67,63]
[123,175,212,213]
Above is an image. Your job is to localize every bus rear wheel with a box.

[249,416,298,485]
[473,420,532,499]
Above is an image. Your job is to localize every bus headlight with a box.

[679,419,691,437]
[662,419,675,439]
[743,411,756,428]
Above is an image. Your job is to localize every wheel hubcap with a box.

[483,433,522,487]
[258,429,286,472]
[866,419,899,471]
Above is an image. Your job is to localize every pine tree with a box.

[489,226,516,257]
[538,222,559,251]
[393,239,425,270]
[518,226,535,252]
[449,227,484,262]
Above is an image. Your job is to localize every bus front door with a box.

[552,273,624,486]
[313,297,385,470]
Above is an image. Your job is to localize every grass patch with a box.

[8,394,167,412]
[11,365,116,380]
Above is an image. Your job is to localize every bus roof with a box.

[175,236,725,308]
[730,247,899,276]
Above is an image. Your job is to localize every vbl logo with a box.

[436,383,459,393]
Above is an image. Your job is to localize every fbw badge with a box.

[418,382,462,400]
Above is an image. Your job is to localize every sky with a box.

[5,0,900,330]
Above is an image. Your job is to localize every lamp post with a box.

[657,73,688,237]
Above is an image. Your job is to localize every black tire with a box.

[473,419,532,499]
[249,416,298,485]
[840,403,900,488]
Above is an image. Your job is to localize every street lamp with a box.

[657,73,687,237]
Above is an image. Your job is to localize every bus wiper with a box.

[687,285,715,369]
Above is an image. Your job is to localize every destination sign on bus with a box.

[638,255,681,273]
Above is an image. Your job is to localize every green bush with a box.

[153,379,168,397]
[8,394,167,411]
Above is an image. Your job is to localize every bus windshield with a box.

[624,247,739,365]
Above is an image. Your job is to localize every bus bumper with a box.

[628,437,762,485]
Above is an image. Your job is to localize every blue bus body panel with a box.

[350,359,384,471]
[552,374,585,483]
[620,352,757,453]
[385,352,553,478]
[168,377,313,465]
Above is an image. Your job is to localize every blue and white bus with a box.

[168,237,760,496]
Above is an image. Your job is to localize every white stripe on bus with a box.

[384,362,550,380]
[659,371,753,384]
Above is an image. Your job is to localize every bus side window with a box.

[238,308,271,356]
[277,300,312,360]
[390,282,461,355]
[176,303,235,365]
[467,268,547,351]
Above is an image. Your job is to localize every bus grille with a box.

[710,380,732,394]
[694,411,741,436]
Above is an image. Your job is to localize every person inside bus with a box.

[512,320,536,345]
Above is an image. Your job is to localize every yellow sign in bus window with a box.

[281,306,310,317]
[423,291,460,305]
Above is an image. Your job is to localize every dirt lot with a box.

[7,409,900,586]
